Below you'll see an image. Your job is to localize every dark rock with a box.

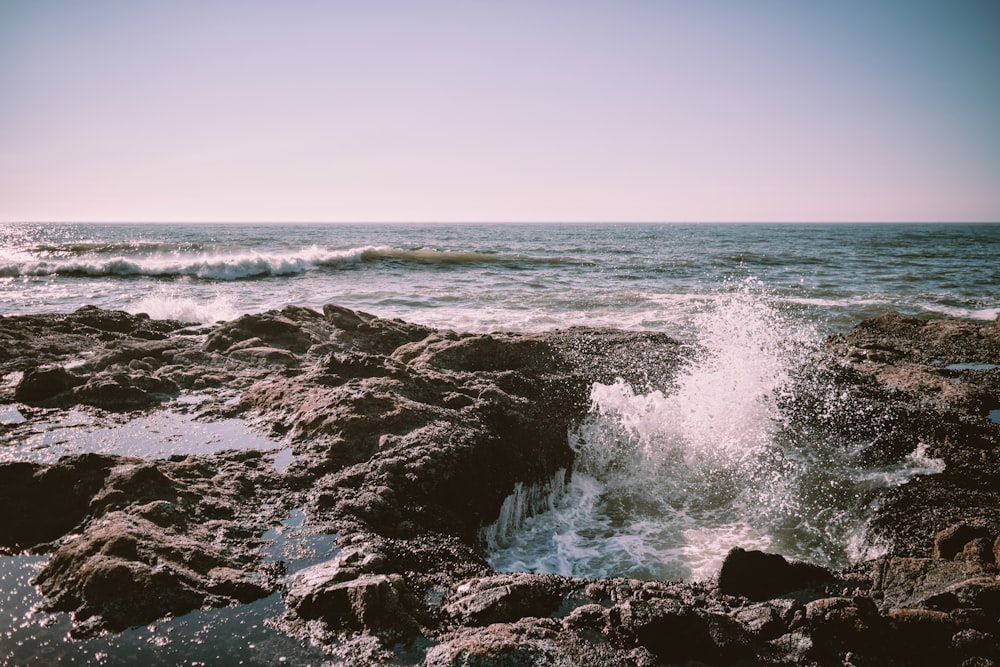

[443,574,568,626]
[803,596,886,652]
[958,538,996,565]
[14,366,80,402]
[734,602,795,640]
[286,568,415,634]
[935,523,995,560]
[611,600,754,665]
[882,606,963,662]
[204,307,324,354]
[425,624,576,667]
[34,512,230,630]
[71,372,179,409]
[0,454,120,550]
[870,556,991,611]
[718,547,836,601]
[952,628,1000,661]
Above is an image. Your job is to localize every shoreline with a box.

[2,305,999,665]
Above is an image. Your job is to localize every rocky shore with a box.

[1,305,998,665]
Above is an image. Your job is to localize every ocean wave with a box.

[6,245,582,280]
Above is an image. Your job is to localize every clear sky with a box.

[1,0,998,223]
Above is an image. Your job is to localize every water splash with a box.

[486,280,944,580]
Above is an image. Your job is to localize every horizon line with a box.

[4,220,1000,225]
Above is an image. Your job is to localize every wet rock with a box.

[34,511,258,632]
[610,599,755,665]
[887,607,955,649]
[935,523,996,561]
[286,570,415,634]
[425,623,576,667]
[71,372,179,409]
[952,628,1000,661]
[718,547,836,601]
[871,556,990,611]
[734,601,796,640]
[803,596,886,652]
[205,308,322,354]
[0,454,120,550]
[13,365,81,402]
[444,574,568,626]
[5,305,1000,665]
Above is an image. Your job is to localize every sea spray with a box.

[485,281,945,580]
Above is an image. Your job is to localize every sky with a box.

[1,1,998,223]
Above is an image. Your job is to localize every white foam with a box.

[486,279,947,581]
[921,303,1000,321]
[128,291,240,324]
[12,245,373,281]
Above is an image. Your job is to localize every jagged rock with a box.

[0,454,120,550]
[717,547,836,601]
[286,569,415,634]
[33,511,265,632]
[3,305,1000,665]
[205,309,322,354]
[803,596,886,652]
[871,556,991,611]
[444,574,568,626]
[425,623,577,667]
[734,601,797,640]
[610,599,755,665]
[935,523,996,560]
[13,366,80,402]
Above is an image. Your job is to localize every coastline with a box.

[2,304,999,665]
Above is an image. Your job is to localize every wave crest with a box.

[6,245,577,280]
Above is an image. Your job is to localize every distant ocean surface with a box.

[2,222,998,336]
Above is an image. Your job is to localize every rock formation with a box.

[1,306,998,664]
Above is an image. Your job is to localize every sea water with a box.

[3,222,998,336]
[484,283,947,580]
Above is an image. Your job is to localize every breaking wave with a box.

[485,280,945,581]
[1,245,581,281]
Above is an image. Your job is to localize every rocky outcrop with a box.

[1,306,999,664]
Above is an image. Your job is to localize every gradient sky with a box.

[1,1,998,223]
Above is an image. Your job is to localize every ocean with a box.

[3,222,998,336]
[2,222,999,664]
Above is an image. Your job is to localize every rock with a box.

[718,547,836,601]
[34,512,250,632]
[425,624,576,667]
[952,628,1000,661]
[13,366,80,402]
[734,602,795,640]
[205,309,322,354]
[803,596,886,653]
[610,600,754,665]
[444,574,567,626]
[935,524,996,561]
[286,569,414,634]
[4,304,1000,666]
[883,607,956,662]
[958,538,996,565]
[871,556,990,611]
[69,372,179,409]
[0,454,119,550]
